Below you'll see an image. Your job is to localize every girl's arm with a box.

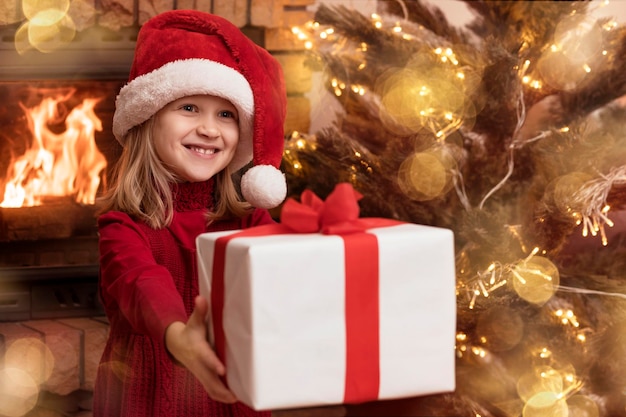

[164,295,237,403]
[98,211,188,341]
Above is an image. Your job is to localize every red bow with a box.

[280,183,366,235]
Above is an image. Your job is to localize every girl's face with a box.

[153,94,240,182]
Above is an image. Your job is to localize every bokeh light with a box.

[512,255,559,305]
[397,146,456,201]
[377,47,481,137]
[14,0,76,54]
[518,366,564,402]
[517,366,590,417]
[4,337,55,384]
[537,14,604,91]
[544,172,593,215]
[523,391,568,417]
[0,368,39,417]
[21,0,70,20]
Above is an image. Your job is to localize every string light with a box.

[463,260,508,309]
[319,29,332,40]
[460,246,561,309]
[601,20,617,31]
[371,13,383,29]
[522,74,543,89]
[471,346,487,358]
[351,85,365,95]
[434,47,459,66]
[294,14,435,101]
[570,165,626,245]
[537,347,552,359]
[283,131,318,174]
[554,309,580,327]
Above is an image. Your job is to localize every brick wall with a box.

[252,0,316,135]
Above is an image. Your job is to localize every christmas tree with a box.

[284,1,626,416]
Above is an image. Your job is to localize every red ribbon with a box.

[280,183,363,234]
[210,183,400,404]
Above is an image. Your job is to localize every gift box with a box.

[196,183,456,411]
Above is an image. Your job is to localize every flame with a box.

[1,90,107,207]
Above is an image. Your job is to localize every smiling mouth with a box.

[188,145,216,155]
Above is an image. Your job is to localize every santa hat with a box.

[112,10,287,209]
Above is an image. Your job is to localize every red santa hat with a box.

[112,10,287,209]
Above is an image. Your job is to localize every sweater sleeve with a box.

[98,211,188,342]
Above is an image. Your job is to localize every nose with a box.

[196,116,220,138]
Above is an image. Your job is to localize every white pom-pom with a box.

[241,165,287,208]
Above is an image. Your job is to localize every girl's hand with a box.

[165,295,237,403]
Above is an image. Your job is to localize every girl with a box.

[94,10,287,417]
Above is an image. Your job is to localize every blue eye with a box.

[219,110,236,119]
[181,104,197,112]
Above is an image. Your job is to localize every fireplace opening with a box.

[0,79,124,321]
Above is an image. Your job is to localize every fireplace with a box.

[0,79,127,323]
[0,0,144,331]
[0,59,129,326]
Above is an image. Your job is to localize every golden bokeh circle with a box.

[5,337,55,384]
[0,368,39,417]
[517,366,564,403]
[22,0,70,21]
[544,172,592,215]
[512,256,559,305]
[14,22,33,55]
[554,14,603,62]
[523,391,568,417]
[376,46,477,137]
[398,147,456,201]
[537,50,587,91]
[28,10,76,53]
[379,68,426,134]
[538,14,603,91]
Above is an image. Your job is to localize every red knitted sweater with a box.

[94,180,273,417]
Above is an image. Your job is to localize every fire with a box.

[1,90,107,207]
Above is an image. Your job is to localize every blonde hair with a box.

[97,117,251,229]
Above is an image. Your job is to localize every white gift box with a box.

[196,222,456,411]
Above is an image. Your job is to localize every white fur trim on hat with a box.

[240,165,287,209]
[113,58,255,171]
